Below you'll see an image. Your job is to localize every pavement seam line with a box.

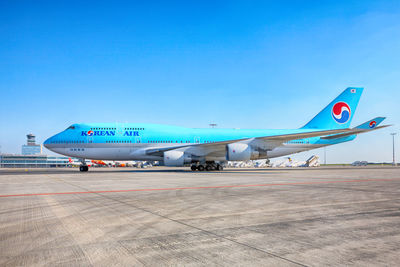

[49,176,309,267]
[0,178,398,198]
[94,190,310,267]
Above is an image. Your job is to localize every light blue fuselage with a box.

[44,123,355,161]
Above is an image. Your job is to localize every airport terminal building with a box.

[0,133,76,168]
[0,154,72,168]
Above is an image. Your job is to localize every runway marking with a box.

[0,178,398,198]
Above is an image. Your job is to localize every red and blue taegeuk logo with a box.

[87,130,94,136]
[332,102,351,124]
[369,120,376,128]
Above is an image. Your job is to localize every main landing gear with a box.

[191,162,223,171]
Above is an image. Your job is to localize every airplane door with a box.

[194,137,201,144]
[129,137,141,155]
[116,124,124,158]
[84,133,94,158]
[116,123,124,136]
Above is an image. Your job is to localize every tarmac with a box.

[0,166,399,266]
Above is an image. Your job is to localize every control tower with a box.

[22,134,43,155]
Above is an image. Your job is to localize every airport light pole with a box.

[391,133,397,166]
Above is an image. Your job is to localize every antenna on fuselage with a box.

[209,123,217,128]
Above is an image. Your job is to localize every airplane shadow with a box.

[0,166,387,175]
[0,168,297,175]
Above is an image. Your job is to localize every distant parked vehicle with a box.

[352,161,368,166]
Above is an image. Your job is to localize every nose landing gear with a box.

[79,165,89,172]
[79,159,89,172]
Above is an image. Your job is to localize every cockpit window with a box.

[66,125,75,130]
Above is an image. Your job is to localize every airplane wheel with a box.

[216,164,223,171]
[205,165,211,171]
[80,166,89,172]
[191,165,197,171]
[198,165,205,171]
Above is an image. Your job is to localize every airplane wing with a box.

[144,128,351,157]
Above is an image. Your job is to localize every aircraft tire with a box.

[190,165,197,171]
[205,165,211,171]
[198,165,205,171]
[216,164,223,171]
[80,166,89,172]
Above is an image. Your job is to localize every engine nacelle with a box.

[164,150,192,166]
[226,143,259,161]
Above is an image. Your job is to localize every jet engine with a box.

[226,143,260,161]
[163,150,192,166]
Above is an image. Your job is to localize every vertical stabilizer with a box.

[302,87,363,129]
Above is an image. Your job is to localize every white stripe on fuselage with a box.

[47,142,324,161]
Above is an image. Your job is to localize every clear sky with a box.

[0,0,399,163]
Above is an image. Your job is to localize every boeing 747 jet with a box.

[44,87,389,171]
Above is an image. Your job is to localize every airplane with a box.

[91,159,107,167]
[44,87,389,172]
[70,158,130,168]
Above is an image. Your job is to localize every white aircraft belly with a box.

[268,144,320,158]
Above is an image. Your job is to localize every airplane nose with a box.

[43,137,52,149]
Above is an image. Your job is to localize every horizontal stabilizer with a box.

[355,117,386,130]
[321,125,391,140]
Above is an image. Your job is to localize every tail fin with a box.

[302,87,363,129]
[355,117,386,130]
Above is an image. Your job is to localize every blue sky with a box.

[0,0,399,163]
